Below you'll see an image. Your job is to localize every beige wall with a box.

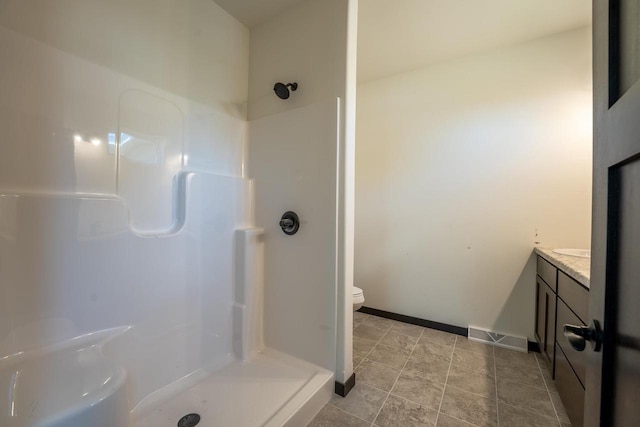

[355,28,592,339]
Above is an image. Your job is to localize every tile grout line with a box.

[348,317,393,424]
[326,402,377,424]
[498,401,564,423]
[436,413,481,427]
[493,344,500,427]
[433,334,457,426]
[535,353,562,426]
[355,321,393,370]
[368,326,424,427]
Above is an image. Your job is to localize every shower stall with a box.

[0,0,357,426]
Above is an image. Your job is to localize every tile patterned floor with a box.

[309,312,572,427]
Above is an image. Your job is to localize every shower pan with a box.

[0,0,354,425]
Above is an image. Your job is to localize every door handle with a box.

[563,320,603,352]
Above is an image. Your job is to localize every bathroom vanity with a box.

[534,247,590,427]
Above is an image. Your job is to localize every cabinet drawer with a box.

[556,299,586,386]
[537,256,557,290]
[558,271,589,323]
[555,343,585,427]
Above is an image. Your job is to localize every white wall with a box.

[355,28,592,339]
[247,0,357,382]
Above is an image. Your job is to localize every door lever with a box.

[563,320,603,352]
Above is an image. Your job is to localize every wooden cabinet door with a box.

[535,279,546,348]
[544,284,556,364]
[535,277,556,368]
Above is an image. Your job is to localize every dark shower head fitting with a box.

[273,82,298,100]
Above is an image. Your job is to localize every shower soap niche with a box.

[0,329,129,427]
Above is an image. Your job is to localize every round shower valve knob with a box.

[279,211,300,235]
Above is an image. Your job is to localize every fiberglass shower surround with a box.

[0,0,353,425]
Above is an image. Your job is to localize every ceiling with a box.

[213,0,304,28]
[358,0,591,83]
[214,0,591,83]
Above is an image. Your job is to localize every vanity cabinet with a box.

[535,273,556,365]
[535,255,589,427]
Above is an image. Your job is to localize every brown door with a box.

[577,1,640,425]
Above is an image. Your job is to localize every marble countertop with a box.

[534,247,590,289]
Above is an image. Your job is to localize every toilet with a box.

[353,286,365,311]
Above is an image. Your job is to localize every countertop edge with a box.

[534,247,591,289]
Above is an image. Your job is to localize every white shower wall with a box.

[0,0,357,423]
[247,0,357,385]
[0,0,253,412]
[249,99,340,371]
[0,0,249,196]
[0,174,252,405]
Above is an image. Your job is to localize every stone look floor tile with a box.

[353,312,366,328]
[412,340,455,364]
[353,311,368,322]
[545,379,560,395]
[435,413,478,426]
[420,328,457,346]
[353,356,363,369]
[330,383,388,422]
[451,347,495,376]
[391,321,425,338]
[374,394,438,427]
[403,352,451,384]
[544,372,560,394]
[353,336,378,360]
[367,343,412,369]
[494,347,538,367]
[308,404,370,427]
[446,365,496,398]
[495,357,546,389]
[355,359,401,392]
[454,337,494,355]
[550,391,571,424]
[537,356,554,383]
[362,314,396,330]
[498,402,561,427]
[379,330,419,351]
[497,377,556,419]
[319,321,573,427]
[440,386,498,427]
[391,372,444,411]
[354,324,387,341]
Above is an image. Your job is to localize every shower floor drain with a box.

[177,413,201,427]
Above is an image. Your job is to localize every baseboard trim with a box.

[528,340,541,353]
[358,307,540,354]
[334,372,356,397]
[358,306,468,337]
